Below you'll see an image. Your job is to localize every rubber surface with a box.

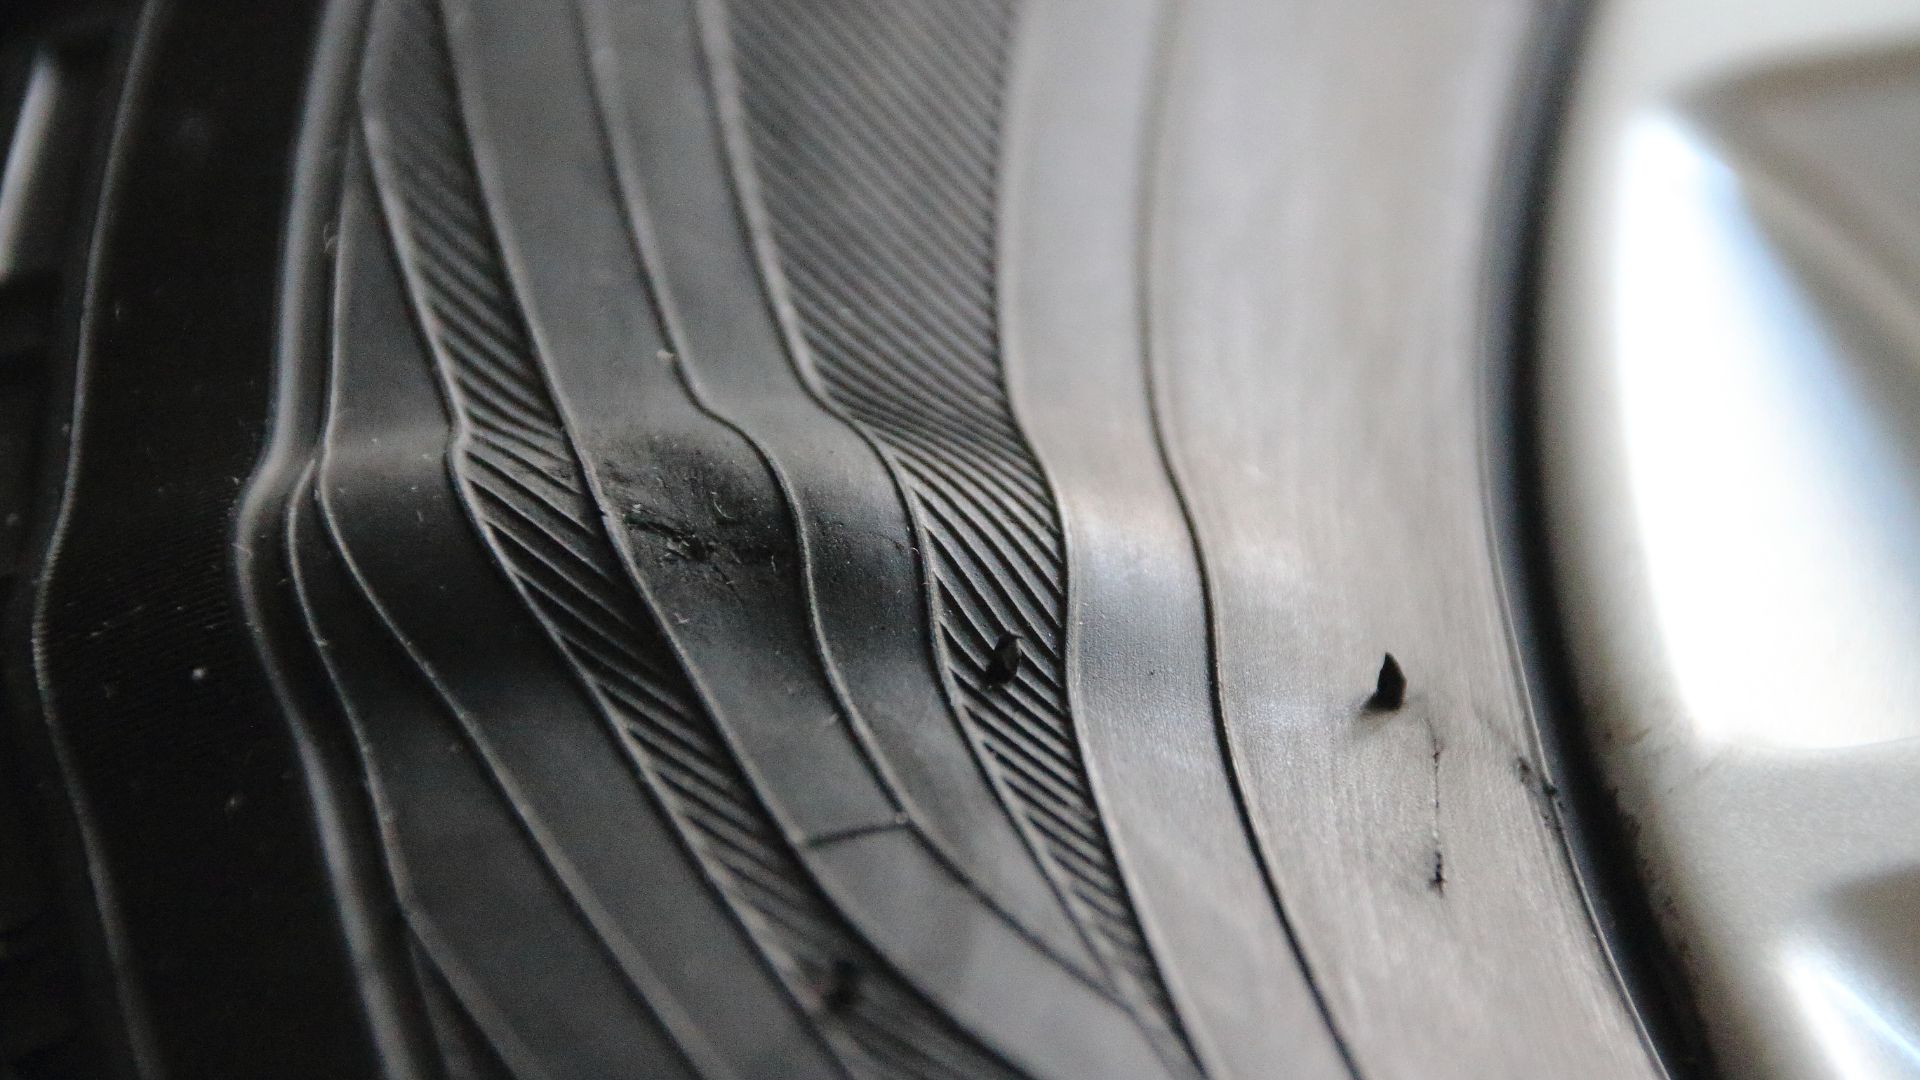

[5,0,1678,1077]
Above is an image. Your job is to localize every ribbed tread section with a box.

[356,2,1024,1076]
[719,0,1194,1071]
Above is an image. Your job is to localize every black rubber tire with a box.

[0,0,1701,1078]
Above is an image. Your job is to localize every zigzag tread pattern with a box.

[355,1,1025,1076]
[717,0,1196,1071]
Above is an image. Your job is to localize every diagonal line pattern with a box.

[355,1,1027,1075]
[721,0,1198,1072]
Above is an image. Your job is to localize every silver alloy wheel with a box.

[1544,1,1920,1075]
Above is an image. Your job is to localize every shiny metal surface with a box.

[1542,1,1920,1075]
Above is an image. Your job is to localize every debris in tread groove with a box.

[1367,652,1406,710]
[1516,755,1561,798]
[984,635,1023,687]
[818,959,863,1015]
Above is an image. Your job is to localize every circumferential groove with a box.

[355,0,1026,1075]
[717,0,1199,1072]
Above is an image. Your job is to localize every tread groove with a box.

[355,2,1031,1075]
[716,0,1199,1071]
